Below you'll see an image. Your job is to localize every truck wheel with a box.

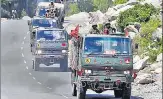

[77,89,86,99]
[95,89,103,93]
[32,60,34,69]
[114,90,123,98]
[60,55,68,71]
[72,83,77,96]
[71,72,76,85]
[122,87,131,99]
[34,59,40,71]
[61,18,64,22]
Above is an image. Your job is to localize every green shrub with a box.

[21,9,27,17]
[113,0,128,5]
[134,17,162,62]
[117,3,159,31]
[92,0,113,12]
[66,3,80,16]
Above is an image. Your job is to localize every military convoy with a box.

[28,1,69,72]
[27,0,138,98]
[69,26,138,99]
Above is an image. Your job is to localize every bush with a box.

[117,3,159,31]
[77,0,94,12]
[67,3,80,16]
[134,17,162,62]
[92,0,113,12]
[21,9,27,17]
[113,0,128,5]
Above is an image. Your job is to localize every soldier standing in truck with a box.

[89,24,100,34]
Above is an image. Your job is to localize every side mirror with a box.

[135,43,138,49]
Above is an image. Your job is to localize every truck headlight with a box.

[62,50,67,53]
[85,70,92,74]
[37,50,42,54]
[124,71,130,74]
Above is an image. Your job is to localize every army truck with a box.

[69,31,138,99]
[35,2,65,23]
[31,27,69,72]
[28,17,63,53]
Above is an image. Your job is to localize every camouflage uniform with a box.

[89,28,100,34]
[89,24,100,34]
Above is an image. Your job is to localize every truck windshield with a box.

[32,19,52,27]
[84,37,131,55]
[37,30,65,41]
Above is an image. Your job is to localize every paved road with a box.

[1,20,143,99]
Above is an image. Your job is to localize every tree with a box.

[92,0,113,12]
[77,0,94,12]
[67,3,80,16]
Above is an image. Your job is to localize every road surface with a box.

[1,20,143,99]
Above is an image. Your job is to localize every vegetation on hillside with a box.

[117,3,160,31]
[113,0,128,5]
[67,0,113,16]
[134,17,162,62]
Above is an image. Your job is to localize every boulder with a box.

[154,67,162,74]
[152,28,162,39]
[150,61,162,69]
[156,53,162,62]
[138,78,155,84]
[22,16,31,21]
[127,0,139,5]
[141,0,162,8]
[136,73,155,84]
[67,12,90,21]
[134,56,149,70]
[133,55,141,64]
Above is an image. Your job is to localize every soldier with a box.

[89,24,100,34]
[45,9,50,18]
[103,22,113,35]
[50,1,55,8]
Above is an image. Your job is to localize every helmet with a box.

[92,23,97,27]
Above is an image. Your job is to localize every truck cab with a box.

[31,27,69,72]
[70,32,137,99]
[35,2,65,23]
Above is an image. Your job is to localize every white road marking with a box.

[32,77,36,80]
[47,87,52,89]
[24,60,26,64]
[24,37,26,39]
[22,41,24,44]
[37,82,42,85]
[27,31,29,34]
[26,66,28,69]
[22,53,24,57]
[29,73,32,75]
[21,47,23,50]
[62,95,68,98]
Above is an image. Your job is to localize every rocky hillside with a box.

[65,0,162,99]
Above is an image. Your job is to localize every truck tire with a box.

[122,87,131,99]
[71,71,76,85]
[34,59,40,71]
[72,83,77,96]
[114,90,123,98]
[60,55,68,71]
[61,18,64,22]
[77,89,86,99]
